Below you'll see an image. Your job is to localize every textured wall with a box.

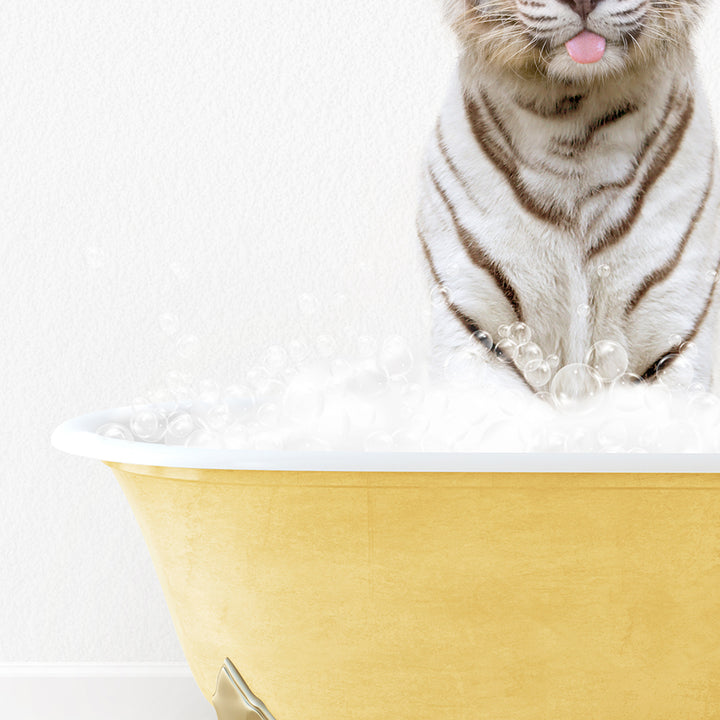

[1,1,719,662]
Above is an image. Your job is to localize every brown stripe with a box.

[452,104,572,181]
[417,227,534,391]
[436,119,567,207]
[515,93,584,118]
[435,123,479,209]
[579,87,678,203]
[587,93,694,261]
[626,158,715,315]
[552,102,638,155]
[480,89,520,159]
[465,92,570,227]
[517,10,561,23]
[609,6,644,17]
[640,257,720,382]
[427,166,524,322]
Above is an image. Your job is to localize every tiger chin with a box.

[417,0,720,398]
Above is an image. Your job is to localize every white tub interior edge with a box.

[50,406,720,473]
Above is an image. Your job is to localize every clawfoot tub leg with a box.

[212,658,278,720]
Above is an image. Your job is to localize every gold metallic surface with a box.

[107,463,720,719]
[212,659,275,720]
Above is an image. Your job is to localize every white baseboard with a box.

[0,664,216,720]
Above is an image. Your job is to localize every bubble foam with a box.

[96,333,720,454]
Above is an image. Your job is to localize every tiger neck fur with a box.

[456,49,698,245]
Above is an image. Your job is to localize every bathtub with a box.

[52,407,720,719]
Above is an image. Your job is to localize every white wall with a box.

[1,0,719,667]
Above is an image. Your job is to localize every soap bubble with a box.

[204,404,232,432]
[655,421,701,453]
[550,364,603,412]
[454,422,487,452]
[253,432,284,451]
[443,346,485,387]
[330,358,354,385]
[158,313,180,336]
[643,383,674,414]
[546,354,560,369]
[379,336,414,378]
[246,366,271,392]
[257,403,280,427]
[524,359,551,388]
[400,382,425,415]
[430,285,450,308]
[285,436,331,452]
[165,370,193,397]
[223,384,255,421]
[110,328,720,453]
[357,335,378,359]
[316,334,337,359]
[509,322,532,345]
[495,338,518,362]
[596,264,611,278]
[516,342,542,370]
[656,354,694,390]
[344,395,377,431]
[223,423,251,449]
[392,429,422,451]
[446,261,461,278]
[315,401,350,443]
[679,340,697,358]
[284,376,325,423]
[585,341,629,382]
[148,388,178,411]
[597,420,628,449]
[364,432,395,452]
[610,373,645,411]
[185,429,223,448]
[196,377,220,405]
[255,378,286,405]
[130,408,165,442]
[577,303,591,318]
[176,333,200,359]
[480,419,527,452]
[263,345,288,373]
[131,396,152,413]
[288,338,311,364]
[566,427,599,453]
[688,392,720,425]
[165,412,195,442]
[348,365,388,397]
[471,330,493,349]
[97,423,133,441]
[298,293,320,317]
[497,324,511,339]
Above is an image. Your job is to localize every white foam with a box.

[95,334,720,453]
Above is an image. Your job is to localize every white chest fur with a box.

[417,63,720,391]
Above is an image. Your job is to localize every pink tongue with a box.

[565,30,606,64]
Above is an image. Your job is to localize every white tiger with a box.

[417,0,720,396]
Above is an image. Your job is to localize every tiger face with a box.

[446,0,706,83]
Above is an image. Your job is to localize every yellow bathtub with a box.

[53,408,720,719]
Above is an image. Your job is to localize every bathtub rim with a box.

[51,406,720,473]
